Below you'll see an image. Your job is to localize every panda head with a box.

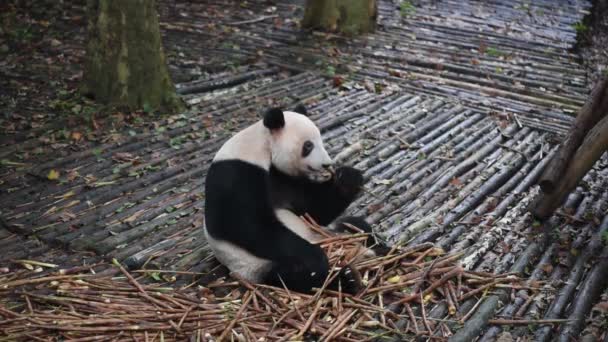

[263,106,333,182]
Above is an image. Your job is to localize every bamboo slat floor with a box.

[1,0,606,340]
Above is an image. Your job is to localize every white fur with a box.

[213,121,271,170]
[213,111,332,182]
[204,227,273,283]
[275,209,323,243]
[206,110,347,282]
[271,111,333,181]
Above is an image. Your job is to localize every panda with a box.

[203,105,380,294]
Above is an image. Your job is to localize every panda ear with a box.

[263,108,285,130]
[293,104,308,116]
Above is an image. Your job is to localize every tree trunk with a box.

[302,0,377,36]
[532,114,608,219]
[537,77,608,193]
[82,0,184,114]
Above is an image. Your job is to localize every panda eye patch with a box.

[302,140,314,157]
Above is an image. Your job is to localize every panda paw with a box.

[334,216,373,234]
[334,166,365,197]
[330,265,363,295]
[335,216,391,255]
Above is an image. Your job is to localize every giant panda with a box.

[203,106,379,294]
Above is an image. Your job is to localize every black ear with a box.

[263,108,285,130]
[293,104,308,116]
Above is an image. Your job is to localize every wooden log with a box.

[557,247,608,342]
[537,77,608,194]
[176,68,278,95]
[534,215,608,342]
[532,114,608,219]
[478,243,556,340]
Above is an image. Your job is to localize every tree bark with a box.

[537,77,608,193]
[302,0,377,36]
[532,114,608,219]
[82,0,184,113]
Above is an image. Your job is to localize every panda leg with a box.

[263,252,363,295]
[262,245,330,294]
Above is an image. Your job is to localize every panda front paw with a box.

[330,265,363,295]
[334,166,365,197]
[335,216,391,256]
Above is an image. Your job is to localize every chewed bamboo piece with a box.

[0,218,553,341]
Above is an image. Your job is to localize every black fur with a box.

[268,165,365,226]
[263,108,285,130]
[205,160,372,294]
[205,160,330,293]
[293,104,308,116]
[334,216,391,255]
[269,166,389,255]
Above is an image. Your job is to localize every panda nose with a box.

[323,164,334,174]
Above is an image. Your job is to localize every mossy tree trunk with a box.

[302,0,377,36]
[82,0,183,114]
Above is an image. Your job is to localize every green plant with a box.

[400,1,416,17]
[573,21,588,34]
[486,47,503,57]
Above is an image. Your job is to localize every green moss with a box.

[82,0,184,114]
[573,21,588,34]
[302,0,376,36]
[400,1,416,17]
[486,47,504,57]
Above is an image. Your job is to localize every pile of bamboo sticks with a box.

[0,219,541,341]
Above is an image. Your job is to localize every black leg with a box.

[326,265,364,295]
[263,243,330,294]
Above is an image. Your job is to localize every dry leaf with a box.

[449,177,462,186]
[389,69,402,77]
[387,275,401,283]
[594,301,608,312]
[47,169,60,180]
[333,76,344,87]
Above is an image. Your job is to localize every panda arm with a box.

[269,165,364,226]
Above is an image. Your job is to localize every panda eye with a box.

[302,141,314,157]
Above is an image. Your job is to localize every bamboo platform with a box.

[1,0,606,341]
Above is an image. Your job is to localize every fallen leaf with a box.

[113,152,135,162]
[594,301,608,312]
[66,170,80,181]
[333,76,344,87]
[47,169,60,180]
[387,275,401,283]
[367,203,384,214]
[541,264,553,274]
[71,132,83,141]
[449,177,462,186]
[389,69,402,77]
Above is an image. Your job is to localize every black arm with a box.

[268,165,365,226]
